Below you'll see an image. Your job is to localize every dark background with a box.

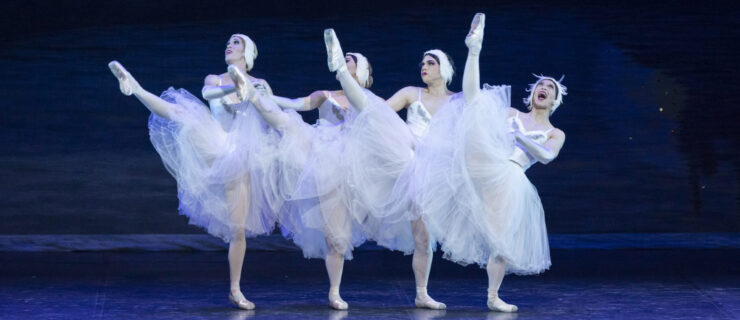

[1,0,738,236]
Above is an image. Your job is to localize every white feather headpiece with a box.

[524,74,567,115]
[424,49,454,85]
[347,52,371,88]
[231,34,258,71]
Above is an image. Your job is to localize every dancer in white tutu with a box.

[381,49,462,309]
[108,34,278,310]
[412,13,567,312]
[258,29,415,310]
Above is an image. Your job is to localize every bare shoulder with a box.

[252,77,267,85]
[402,86,421,96]
[204,74,221,86]
[507,107,520,117]
[549,127,566,140]
[395,86,420,101]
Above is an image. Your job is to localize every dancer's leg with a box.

[323,29,368,111]
[226,177,255,310]
[412,218,446,309]
[321,189,350,310]
[486,256,517,312]
[228,66,292,130]
[462,13,485,103]
[108,61,179,119]
[326,246,348,310]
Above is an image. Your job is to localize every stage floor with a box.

[1,248,738,319]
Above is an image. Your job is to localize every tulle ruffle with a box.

[285,89,416,259]
[401,85,551,274]
[148,88,279,242]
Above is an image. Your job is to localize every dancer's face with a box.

[419,55,441,84]
[531,79,557,110]
[224,36,245,64]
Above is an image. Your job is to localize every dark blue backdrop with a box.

[1,0,738,236]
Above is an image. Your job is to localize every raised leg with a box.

[323,29,368,111]
[462,13,485,103]
[228,65,291,130]
[108,61,178,119]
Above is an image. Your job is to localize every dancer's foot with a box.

[323,28,347,73]
[465,13,486,56]
[108,61,141,96]
[487,295,517,312]
[329,292,348,310]
[415,294,447,310]
[227,65,257,103]
[229,290,255,310]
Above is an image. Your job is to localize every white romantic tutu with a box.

[285,89,416,259]
[148,88,279,242]
[406,85,551,275]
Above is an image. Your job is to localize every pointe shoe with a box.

[329,293,349,310]
[229,291,255,310]
[415,295,447,310]
[487,295,517,313]
[465,13,486,55]
[227,65,257,103]
[323,28,347,73]
[108,61,141,96]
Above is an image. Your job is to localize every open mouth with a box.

[537,91,547,100]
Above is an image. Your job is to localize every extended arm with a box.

[201,75,237,100]
[514,129,565,164]
[271,90,329,111]
[385,87,414,112]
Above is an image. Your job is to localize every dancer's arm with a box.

[514,129,565,164]
[271,90,330,111]
[202,75,237,100]
[386,87,416,112]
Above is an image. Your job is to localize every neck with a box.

[229,60,249,77]
[426,79,448,96]
[530,106,551,125]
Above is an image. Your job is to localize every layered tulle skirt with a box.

[148,88,279,242]
[283,89,417,259]
[398,85,551,275]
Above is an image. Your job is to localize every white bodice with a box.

[406,88,433,140]
[208,76,269,131]
[317,92,352,125]
[508,111,552,170]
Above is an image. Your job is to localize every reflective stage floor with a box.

[1,248,738,319]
